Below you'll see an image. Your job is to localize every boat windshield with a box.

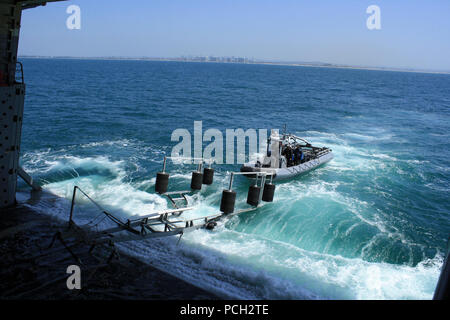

[282,135,310,147]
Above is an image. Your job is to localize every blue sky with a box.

[20,0,450,71]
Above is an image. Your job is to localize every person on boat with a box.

[282,146,293,167]
[293,147,301,165]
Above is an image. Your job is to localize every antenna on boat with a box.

[282,124,287,138]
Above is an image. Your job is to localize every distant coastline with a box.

[18,55,450,75]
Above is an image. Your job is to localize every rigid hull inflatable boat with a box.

[240,130,333,181]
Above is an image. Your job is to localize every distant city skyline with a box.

[19,54,450,75]
[19,0,450,72]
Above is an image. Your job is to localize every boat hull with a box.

[241,151,334,181]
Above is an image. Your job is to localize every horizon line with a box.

[17,54,450,75]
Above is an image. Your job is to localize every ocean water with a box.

[17,58,450,299]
